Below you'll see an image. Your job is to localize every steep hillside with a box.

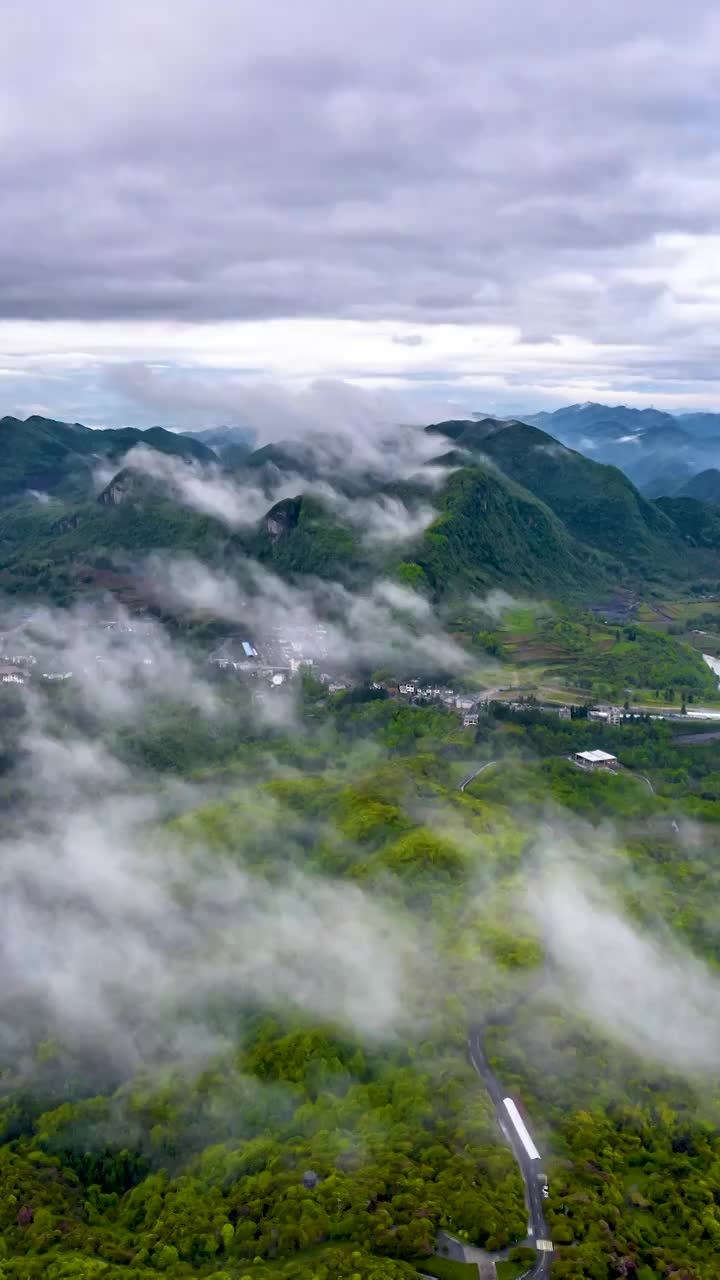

[426,418,679,574]
[675,468,720,504]
[249,494,365,582]
[0,490,235,604]
[0,414,217,502]
[405,464,612,595]
[242,440,322,479]
[654,496,720,549]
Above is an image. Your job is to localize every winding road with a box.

[459,760,498,791]
[467,1025,552,1277]
[460,765,553,1278]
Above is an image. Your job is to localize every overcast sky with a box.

[3,0,720,427]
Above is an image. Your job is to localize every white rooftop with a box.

[576,749,617,763]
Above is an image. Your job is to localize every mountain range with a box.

[0,414,216,503]
[520,402,720,497]
[1,410,720,608]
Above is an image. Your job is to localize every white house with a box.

[589,704,623,725]
[573,749,617,771]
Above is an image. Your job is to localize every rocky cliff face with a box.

[96,468,151,507]
[262,496,302,543]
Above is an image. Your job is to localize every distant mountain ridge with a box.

[524,400,720,436]
[519,401,720,494]
[0,414,217,503]
[674,469,720,504]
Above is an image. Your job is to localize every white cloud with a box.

[120,444,294,527]
[144,555,480,678]
[529,851,720,1076]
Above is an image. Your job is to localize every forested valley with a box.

[1,618,720,1280]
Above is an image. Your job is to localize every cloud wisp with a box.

[115,435,441,547]
[0,596,436,1078]
[117,444,297,528]
[0,749,423,1074]
[528,845,720,1077]
[145,555,478,678]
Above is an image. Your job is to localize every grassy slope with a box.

[471,606,719,704]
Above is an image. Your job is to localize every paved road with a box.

[467,1025,553,1278]
[459,765,552,1278]
[623,768,654,796]
[459,760,498,791]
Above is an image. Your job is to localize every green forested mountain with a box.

[0,414,217,502]
[0,493,234,604]
[404,463,612,595]
[654,495,720,549]
[248,495,365,582]
[675,467,720,503]
[1,413,720,606]
[426,418,680,571]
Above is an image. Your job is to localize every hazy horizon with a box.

[2,0,720,429]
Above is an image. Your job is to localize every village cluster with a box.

[0,622,695,751]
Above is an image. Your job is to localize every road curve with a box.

[466,1025,552,1278]
[459,760,497,791]
[460,764,552,1278]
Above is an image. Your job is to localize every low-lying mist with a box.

[113,440,444,550]
[2,575,720,1125]
[0,586,474,1092]
[527,840,720,1078]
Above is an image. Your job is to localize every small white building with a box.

[558,706,571,721]
[573,749,617,771]
[417,685,441,700]
[455,695,477,711]
[463,712,479,727]
[589,704,622,725]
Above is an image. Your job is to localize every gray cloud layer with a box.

[2,0,720,355]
